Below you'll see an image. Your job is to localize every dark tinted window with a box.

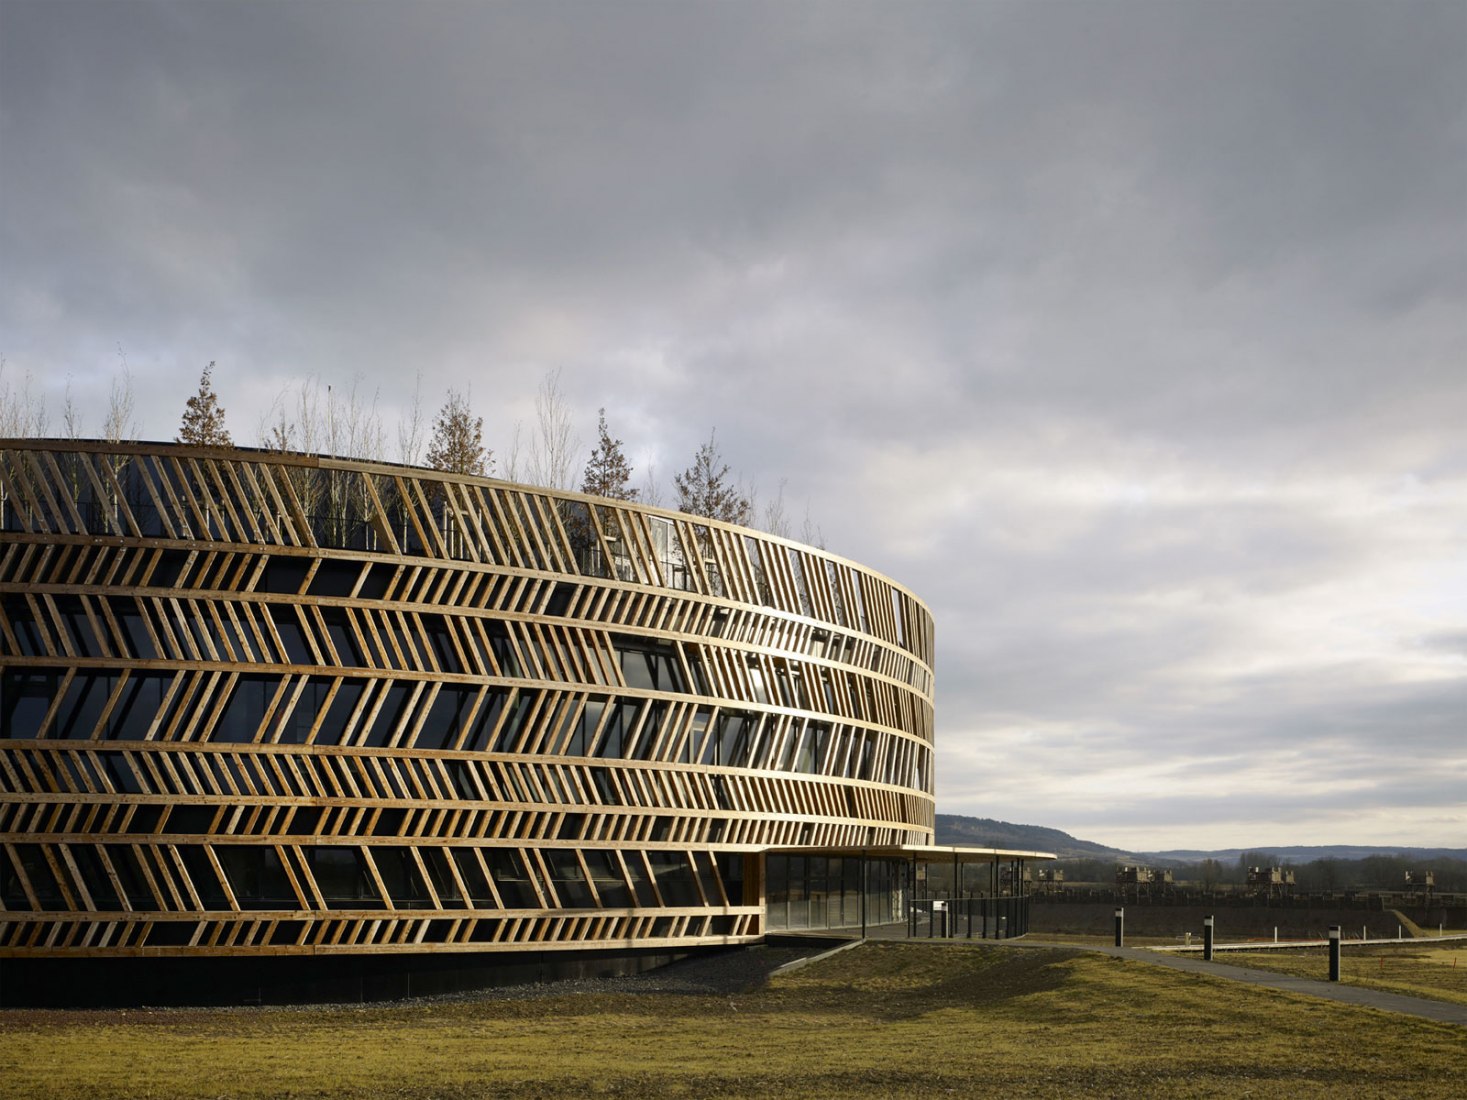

[1,668,60,738]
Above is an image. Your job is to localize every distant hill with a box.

[933,814,1130,858]
[932,816,1467,866]
[1140,845,1467,864]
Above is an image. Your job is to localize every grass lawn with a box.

[1226,941,1467,1008]
[2,942,1463,1098]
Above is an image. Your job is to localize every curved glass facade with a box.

[0,440,935,960]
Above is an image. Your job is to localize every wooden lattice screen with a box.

[0,440,935,958]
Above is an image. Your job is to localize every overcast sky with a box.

[2,1,1463,851]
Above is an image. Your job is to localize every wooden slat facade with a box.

[0,440,935,959]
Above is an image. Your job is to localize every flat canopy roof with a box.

[765,844,1057,864]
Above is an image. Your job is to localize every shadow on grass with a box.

[765,941,1082,1020]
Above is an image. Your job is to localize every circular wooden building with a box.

[1,439,943,1002]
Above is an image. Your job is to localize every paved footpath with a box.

[1088,944,1467,1027]
[809,926,1467,1026]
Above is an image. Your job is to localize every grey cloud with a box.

[2,0,1463,846]
[1418,631,1467,659]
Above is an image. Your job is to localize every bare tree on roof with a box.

[426,388,490,477]
[502,421,525,483]
[0,359,47,438]
[62,375,82,440]
[581,409,638,501]
[177,362,232,447]
[759,476,791,539]
[527,367,580,491]
[800,503,826,551]
[0,358,46,530]
[397,369,426,467]
[639,461,664,508]
[674,429,749,525]
[103,364,136,443]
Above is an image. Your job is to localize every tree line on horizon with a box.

[1,358,823,543]
[1051,851,1467,894]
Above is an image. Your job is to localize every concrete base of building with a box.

[0,947,713,1008]
[762,931,858,949]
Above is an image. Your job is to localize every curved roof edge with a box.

[0,436,932,610]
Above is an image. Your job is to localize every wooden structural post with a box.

[908,857,917,938]
[944,850,955,941]
[1203,915,1215,961]
[1114,907,1125,947]
[1328,925,1341,982]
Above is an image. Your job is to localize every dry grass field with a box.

[2,942,1463,1099]
[1226,941,1467,1007]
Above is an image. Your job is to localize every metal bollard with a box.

[1328,926,1341,981]
[1114,907,1124,947]
[1203,915,1214,962]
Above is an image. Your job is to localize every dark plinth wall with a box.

[0,946,715,1007]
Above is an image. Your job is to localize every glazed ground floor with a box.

[1,845,1049,1005]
